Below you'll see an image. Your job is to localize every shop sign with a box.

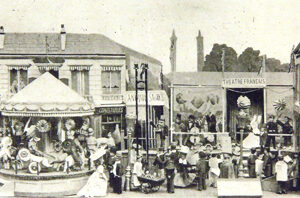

[95,107,124,115]
[222,78,266,88]
[124,91,168,106]
[101,94,123,101]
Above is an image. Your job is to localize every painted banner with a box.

[173,87,223,132]
[266,88,293,118]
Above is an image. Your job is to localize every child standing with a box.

[209,153,220,188]
[248,148,257,178]
[196,152,207,191]
[275,155,289,194]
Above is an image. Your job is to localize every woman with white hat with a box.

[174,146,196,187]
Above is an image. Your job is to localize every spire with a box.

[170,29,177,72]
[196,30,204,72]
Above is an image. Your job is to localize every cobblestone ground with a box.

[101,185,300,198]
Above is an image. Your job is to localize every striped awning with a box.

[36,63,63,71]
[7,64,31,70]
[69,65,92,71]
[101,65,122,71]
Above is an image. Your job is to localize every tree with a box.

[266,58,281,72]
[203,44,238,72]
[238,47,261,72]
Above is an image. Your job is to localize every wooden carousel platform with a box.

[0,169,94,197]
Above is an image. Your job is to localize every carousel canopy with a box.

[1,72,94,117]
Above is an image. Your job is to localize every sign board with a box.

[124,90,169,107]
[218,179,262,197]
[222,78,266,88]
[95,107,124,115]
[217,133,232,153]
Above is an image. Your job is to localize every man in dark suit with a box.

[165,152,176,193]
[206,112,217,132]
[112,153,123,194]
[266,115,278,149]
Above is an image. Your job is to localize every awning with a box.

[0,72,94,117]
[124,90,169,108]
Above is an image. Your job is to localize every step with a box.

[0,181,14,196]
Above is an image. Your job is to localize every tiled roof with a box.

[0,33,124,55]
[166,72,293,86]
[0,33,162,66]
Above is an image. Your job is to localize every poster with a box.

[173,87,223,132]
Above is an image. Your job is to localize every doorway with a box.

[226,88,264,140]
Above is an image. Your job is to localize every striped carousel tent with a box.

[0,72,94,117]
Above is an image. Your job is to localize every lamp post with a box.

[134,63,149,164]
[125,129,132,191]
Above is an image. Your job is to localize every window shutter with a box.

[71,71,78,92]
[84,71,89,95]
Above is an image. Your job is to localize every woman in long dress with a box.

[243,115,261,149]
[131,156,144,189]
[77,163,108,197]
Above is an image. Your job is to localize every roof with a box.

[118,43,162,65]
[0,33,162,66]
[166,72,294,86]
[0,72,94,117]
[0,33,124,55]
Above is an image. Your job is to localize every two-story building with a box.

[0,25,168,149]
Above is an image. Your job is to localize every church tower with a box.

[196,30,204,72]
[170,30,177,72]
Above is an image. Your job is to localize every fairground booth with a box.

[167,71,298,153]
[0,73,95,197]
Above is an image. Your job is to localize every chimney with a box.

[196,30,204,72]
[170,30,177,72]
[0,26,5,49]
[60,24,66,51]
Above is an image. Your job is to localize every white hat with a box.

[180,145,189,154]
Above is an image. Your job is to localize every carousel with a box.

[0,72,97,197]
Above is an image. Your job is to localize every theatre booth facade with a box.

[167,72,298,151]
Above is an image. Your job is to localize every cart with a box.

[138,176,165,194]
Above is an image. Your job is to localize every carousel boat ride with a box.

[0,72,99,197]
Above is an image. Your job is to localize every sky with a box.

[0,0,299,73]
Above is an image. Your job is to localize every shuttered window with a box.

[9,69,28,94]
[71,70,89,96]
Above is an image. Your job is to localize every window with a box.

[71,70,89,95]
[9,69,28,94]
[101,70,121,94]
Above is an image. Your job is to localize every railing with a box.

[171,131,230,146]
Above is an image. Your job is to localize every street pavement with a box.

[101,185,300,198]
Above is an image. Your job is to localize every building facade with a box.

[167,71,298,151]
[0,25,168,150]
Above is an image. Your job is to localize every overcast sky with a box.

[0,0,299,73]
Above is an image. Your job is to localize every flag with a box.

[257,55,266,76]
[288,46,295,73]
[221,48,225,73]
